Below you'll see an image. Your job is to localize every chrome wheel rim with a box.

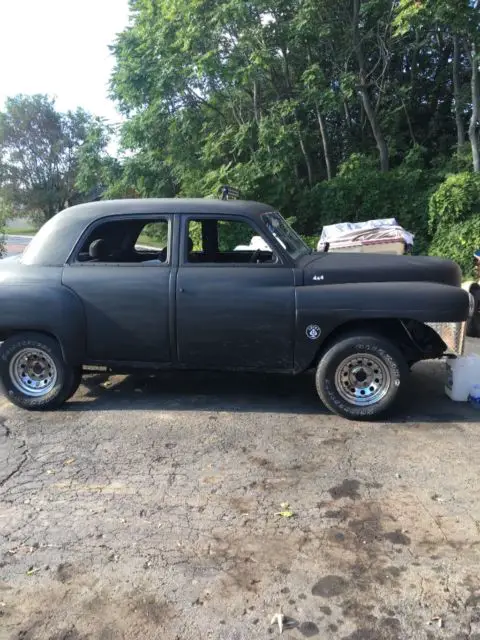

[9,348,58,397]
[335,353,391,406]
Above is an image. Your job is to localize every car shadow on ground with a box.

[64,360,480,423]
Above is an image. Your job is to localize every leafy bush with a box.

[302,235,318,250]
[428,173,480,276]
[0,214,5,259]
[0,196,11,257]
[429,218,480,278]
[428,172,480,232]
[296,153,437,255]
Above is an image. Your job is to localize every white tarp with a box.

[234,236,271,251]
[317,218,414,251]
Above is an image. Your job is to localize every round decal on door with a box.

[306,324,321,340]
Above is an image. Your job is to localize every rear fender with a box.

[0,285,86,364]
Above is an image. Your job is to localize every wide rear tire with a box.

[315,333,409,421]
[0,333,81,411]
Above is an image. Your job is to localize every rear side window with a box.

[74,218,170,265]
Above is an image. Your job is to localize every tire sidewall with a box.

[0,335,70,410]
[467,288,480,338]
[316,336,406,420]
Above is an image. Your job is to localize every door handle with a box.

[179,288,185,293]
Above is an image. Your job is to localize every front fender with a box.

[294,281,470,371]
[0,284,86,364]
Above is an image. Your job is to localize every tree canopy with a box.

[0,95,113,224]
[102,0,480,271]
[0,199,6,258]
[1,0,480,272]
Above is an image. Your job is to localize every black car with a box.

[0,198,473,419]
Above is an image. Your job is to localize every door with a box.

[176,215,295,371]
[62,216,173,363]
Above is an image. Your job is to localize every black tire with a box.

[315,333,409,421]
[466,287,480,338]
[0,332,78,411]
[65,366,84,402]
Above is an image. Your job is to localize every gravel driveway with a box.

[1,342,480,640]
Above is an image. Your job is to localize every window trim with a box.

[66,214,172,267]
[180,214,285,268]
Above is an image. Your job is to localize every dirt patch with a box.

[299,621,320,637]
[329,480,361,500]
[55,563,74,584]
[383,530,411,546]
[312,575,348,598]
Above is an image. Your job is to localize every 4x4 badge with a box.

[306,324,321,340]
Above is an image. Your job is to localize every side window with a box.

[75,218,169,265]
[136,222,169,251]
[186,218,275,264]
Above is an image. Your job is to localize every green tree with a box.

[395,0,480,172]
[75,120,122,197]
[0,94,111,223]
[105,0,480,263]
[0,199,6,258]
[428,172,480,275]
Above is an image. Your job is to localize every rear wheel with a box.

[0,333,80,410]
[315,334,408,420]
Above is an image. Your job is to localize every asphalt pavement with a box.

[1,340,480,639]
[2,235,32,257]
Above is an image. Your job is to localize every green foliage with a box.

[75,121,121,197]
[428,173,480,275]
[2,0,480,274]
[183,219,255,252]
[302,235,318,250]
[429,172,480,232]
[0,217,4,259]
[0,197,12,258]
[0,95,110,223]
[297,153,437,254]
[141,222,169,245]
[217,220,255,251]
[103,0,480,268]
[429,218,480,278]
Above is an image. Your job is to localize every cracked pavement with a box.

[1,341,480,639]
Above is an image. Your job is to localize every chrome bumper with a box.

[427,321,467,356]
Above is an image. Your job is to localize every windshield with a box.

[262,212,310,260]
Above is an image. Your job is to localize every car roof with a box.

[57,198,275,223]
[21,198,276,267]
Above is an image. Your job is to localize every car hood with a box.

[299,252,462,288]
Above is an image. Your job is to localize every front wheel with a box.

[315,334,409,421]
[0,333,81,411]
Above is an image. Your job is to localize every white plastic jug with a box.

[445,355,480,402]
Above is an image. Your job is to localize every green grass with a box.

[4,226,38,235]
[136,234,166,248]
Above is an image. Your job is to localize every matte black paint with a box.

[294,281,470,371]
[176,265,295,370]
[62,264,171,363]
[300,252,462,287]
[0,198,471,373]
